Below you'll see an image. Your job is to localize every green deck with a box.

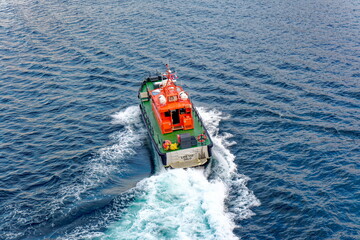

[139,79,211,154]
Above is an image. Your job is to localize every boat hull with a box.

[138,73,213,169]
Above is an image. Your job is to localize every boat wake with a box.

[47,106,146,230]
[59,105,260,240]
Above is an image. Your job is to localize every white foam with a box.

[197,106,261,221]
[53,106,145,212]
[59,106,260,240]
[104,169,238,240]
[98,106,260,240]
[111,105,142,126]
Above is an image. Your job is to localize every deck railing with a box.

[141,105,163,149]
[192,103,212,146]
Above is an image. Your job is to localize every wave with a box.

[41,106,146,237]
[93,106,260,240]
[55,105,259,240]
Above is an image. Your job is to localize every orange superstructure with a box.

[150,67,194,134]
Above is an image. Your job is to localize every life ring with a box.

[197,134,207,143]
[162,140,171,151]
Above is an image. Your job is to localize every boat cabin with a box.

[150,71,194,134]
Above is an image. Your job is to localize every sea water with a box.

[1,0,359,239]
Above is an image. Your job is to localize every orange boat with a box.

[138,65,213,169]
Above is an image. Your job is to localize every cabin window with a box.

[180,108,186,114]
[152,89,160,95]
[164,111,171,117]
[168,95,178,102]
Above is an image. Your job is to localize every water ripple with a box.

[1,0,359,239]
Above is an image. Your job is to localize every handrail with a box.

[141,105,162,150]
[192,103,213,146]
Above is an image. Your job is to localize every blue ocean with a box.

[1,0,359,239]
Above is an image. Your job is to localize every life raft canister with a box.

[179,91,188,101]
[158,94,166,105]
[197,134,207,143]
[162,140,172,151]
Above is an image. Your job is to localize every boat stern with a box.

[165,145,211,168]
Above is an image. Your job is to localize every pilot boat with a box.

[138,65,213,168]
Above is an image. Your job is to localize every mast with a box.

[164,64,173,88]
